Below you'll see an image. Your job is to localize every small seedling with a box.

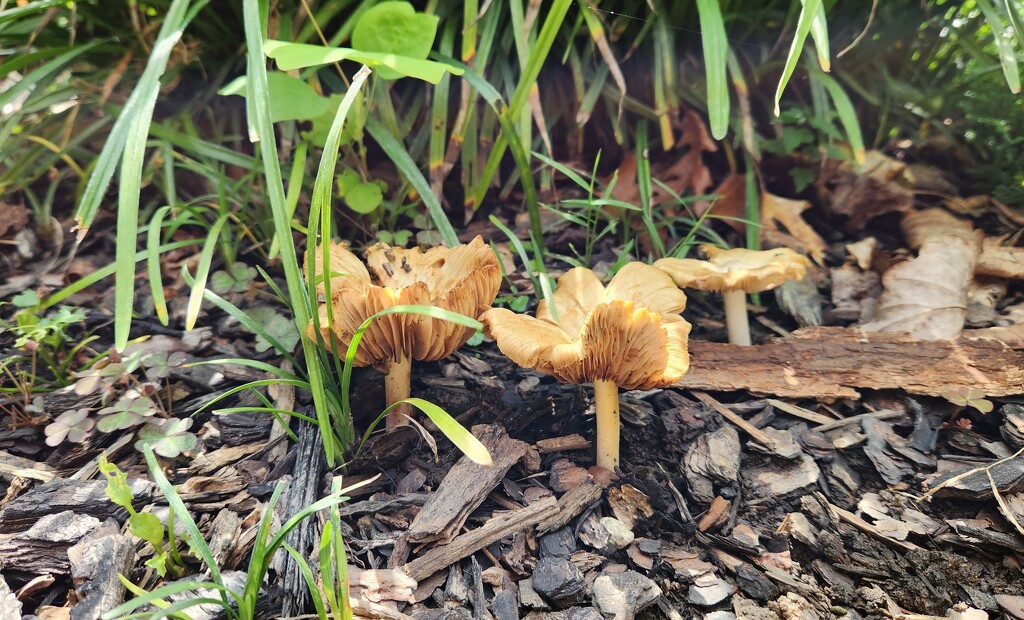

[98,454,185,578]
[942,387,994,413]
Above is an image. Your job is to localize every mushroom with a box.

[307,235,501,428]
[481,263,691,470]
[653,245,810,346]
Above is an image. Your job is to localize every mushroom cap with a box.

[481,262,691,390]
[653,245,810,293]
[306,236,501,371]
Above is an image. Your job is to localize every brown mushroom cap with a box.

[306,236,501,371]
[481,262,691,390]
[653,245,811,293]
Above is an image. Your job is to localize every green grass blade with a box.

[773,0,823,116]
[180,267,298,363]
[184,213,229,331]
[811,69,865,165]
[809,1,831,71]
[402,397,491,465]
[0,0,67,24]
[365,117,458,246]
[473,0,573,207]
[146,206,172,326]
[0,43,103,111]
[694,0,729,139]
[111,0,207,351]
[140,446,225,592]
[340,305,481,429]
[978,0,1021,93]
[1005,0,1024,43]
[38,239,201,311]
[243,0,343,463]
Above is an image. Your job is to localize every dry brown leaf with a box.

[845,237,877,271]
[608,108,717,206]
[760,192,827,265]
[0,202,29,239]
[829,151,914,230]
[977,236,1024,279]
[705,173,746,232]
[902,208,978,248]
[860,235,979,340]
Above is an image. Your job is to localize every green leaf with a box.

[809,1,830,72]
[98,454,135,512]
[351,1,440,80]
[402,398,492,466]
[338,169,384,214]
[129,512,166,547]
[978,0,1021,94]
[210,261,258,295]
[264,40,462,84]
[219,72,332,122]
[306,92,366,147]
[773,0,823,116]
[246,306,301,353]
[694,0,729,139]
[811,70,865,165]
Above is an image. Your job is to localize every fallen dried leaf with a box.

[861,235,979,339]
[761,192,827,265]
[829,151,914,230]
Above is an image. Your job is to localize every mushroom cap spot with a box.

[481,265,691,390]
[306,236,501,371]
[654,245,810,293]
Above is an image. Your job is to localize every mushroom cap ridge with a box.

[653,245,810,293]
[306,236,501,370]
[481,262,691,390]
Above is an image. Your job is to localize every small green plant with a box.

[103,446,355,620]
[43,349,197,457]
[0,292,94,388]
[98,453,187,578]
[942,387,995,414]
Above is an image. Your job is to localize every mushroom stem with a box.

[722,289,751,346]
[593,378,621,470]
[385,352,413,429]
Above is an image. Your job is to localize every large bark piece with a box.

[403,495,557,582]
[0,477,154,533]
[676,327,1024,399]
[406,425,528,545]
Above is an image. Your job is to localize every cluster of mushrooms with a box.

[307,236,810,470]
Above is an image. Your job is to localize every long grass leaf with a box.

[809,1,831,71]
[694,0,729,139]
[146,206,172,326]
[403,397,491,465]
[39,239,201,311]
[184,213,229,331]
[365,117,458,246]
[773,0,823,116]
[811,69,865,165]
[140,447,225,595]
[243,0,342,463]
[978,0,1021,93]
[473,0,573,207]
[1005,0,1024,43]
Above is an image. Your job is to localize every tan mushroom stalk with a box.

[307,236,501,429]
[654,245,810,346]
[481,263,691,470]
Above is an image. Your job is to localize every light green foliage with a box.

[337,168,385,214]
[98,453,184,578]
[942,387,995,413]
[245,306,301,353]
[210,261,258,295]
[351,2,440,80]
[220,72,330,122]
[264,39,461,84]
[136,418,198,458]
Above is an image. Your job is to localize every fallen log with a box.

[676,327,1024,399]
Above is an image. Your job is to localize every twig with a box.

[918,445,1024,501]
[692,391,776,450]
[813,409,901,433]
